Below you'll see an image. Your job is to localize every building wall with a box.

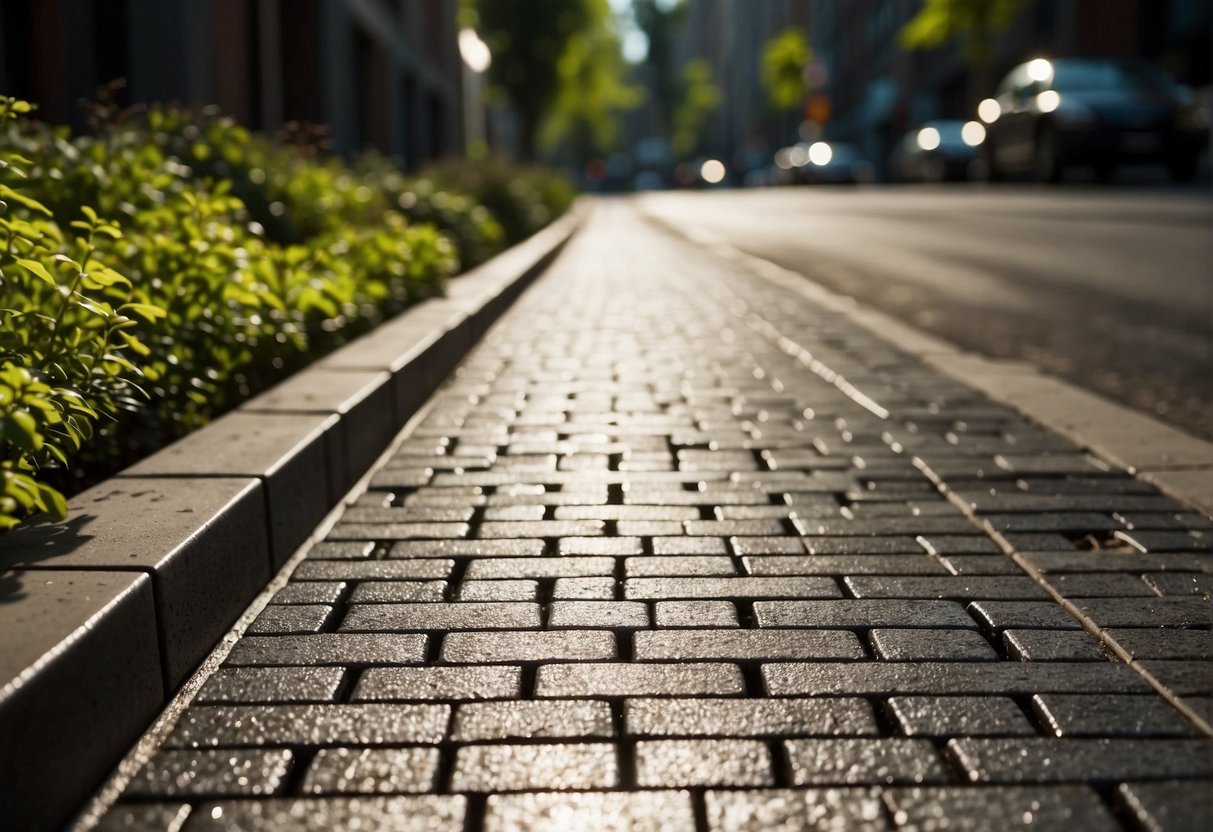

[0,0,463,164]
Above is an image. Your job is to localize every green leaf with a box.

[36,482,67,520]
[120,302,167,323]
[15,258,56,286]
[0,410,41,452]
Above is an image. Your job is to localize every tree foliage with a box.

[672,59,722,156]
[539,0,643,159]
[470,0,638,161]
[899,0,1028,68]
[761,27,811,112]
[633,0,688,134]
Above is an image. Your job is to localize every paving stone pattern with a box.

[96,206,1211,830]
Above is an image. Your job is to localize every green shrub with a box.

[0,96,163,528]
[0,95,570,529]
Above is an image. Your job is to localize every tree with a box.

[671,59,721,157]
[633,0,688,136]
[539,0,643,163]
[899,0,1028,103]
[469,0,595,160]
[761,27,811,113]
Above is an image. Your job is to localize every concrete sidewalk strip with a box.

[74,201,1211,830]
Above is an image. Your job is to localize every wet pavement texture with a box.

[93,204,1211,831]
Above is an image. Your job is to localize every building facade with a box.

[0,0,463,164]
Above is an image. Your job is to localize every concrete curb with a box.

[652,208,1213,517]
[0,203,585,832]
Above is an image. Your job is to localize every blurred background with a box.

[0,1,1210,443]
[3,0,1207,185]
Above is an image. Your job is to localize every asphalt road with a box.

[640,185,1213,442]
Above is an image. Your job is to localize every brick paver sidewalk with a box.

[92,204,1211,831]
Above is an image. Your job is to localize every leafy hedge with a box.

[0,96,573,531]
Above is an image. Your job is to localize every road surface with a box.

[640,186,1213,440]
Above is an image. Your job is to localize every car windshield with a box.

[1051,60,1176,93]
[928,122,966,146]
[828,145,860,163]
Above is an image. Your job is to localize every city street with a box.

[641,186,1213,440]
[82,203,1212,831]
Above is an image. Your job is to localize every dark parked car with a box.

[979,57,1208,182]
[797,142,875,184]
[889,120,986,182]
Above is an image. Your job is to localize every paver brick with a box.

[755,600,977,629]
[441,629,616,664]
[1074,597,1211,628]
[730,537,806,555]
[246,605,333,635]
[803,536,925,554]
[165,704,449,748]
[458,580,538,601]
[764,661,1150,696]
[478,520,605,538]
[845,576,1049,600]
[1104,628,1211,660]
[226,634,426,666]
[484,791,695,832]
[548,600,649,628]
[625,556,737,577]
[552,577,616,599]
[300,747,440,794]
[389,539,545,558]
[94,805,192,832]
[1004,629,1108,661]
[686,519,788,536]
[347,581,447,603]
[271,582,346,605]
[465,556,614,579]
[536,662,745,697]
[785,738,948,785]
[654,600,740,628]
[450,743,617,791]
[352,666,521,701]
[949,737,1213,783]
[559,535,647,554]
[625,697,877,737]
[182,796,466,831]
[1117,781,1213,832]
[884,786,1120,831]
[127,749,293,798]
[328,522,469,540]
[967,602,1082,632]
[705,788,889,832]
[887,696,1036,737]
[634,629,864,661]
[744,554,948,575]
[196,667,345,704]
[635,739,773,787]
[1135,660,1212,696]
[651,537,729,555]
[293,559,453,581]
[1031,694,1197,737]
[341,602,541,632]
[626,576,841,600]
[452,700,615,741]
[307,542,375,560]
[870,629,998,661]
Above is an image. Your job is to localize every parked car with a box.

[797,141,876,184]
[979,57,1208,182]
[889,120,986,182]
